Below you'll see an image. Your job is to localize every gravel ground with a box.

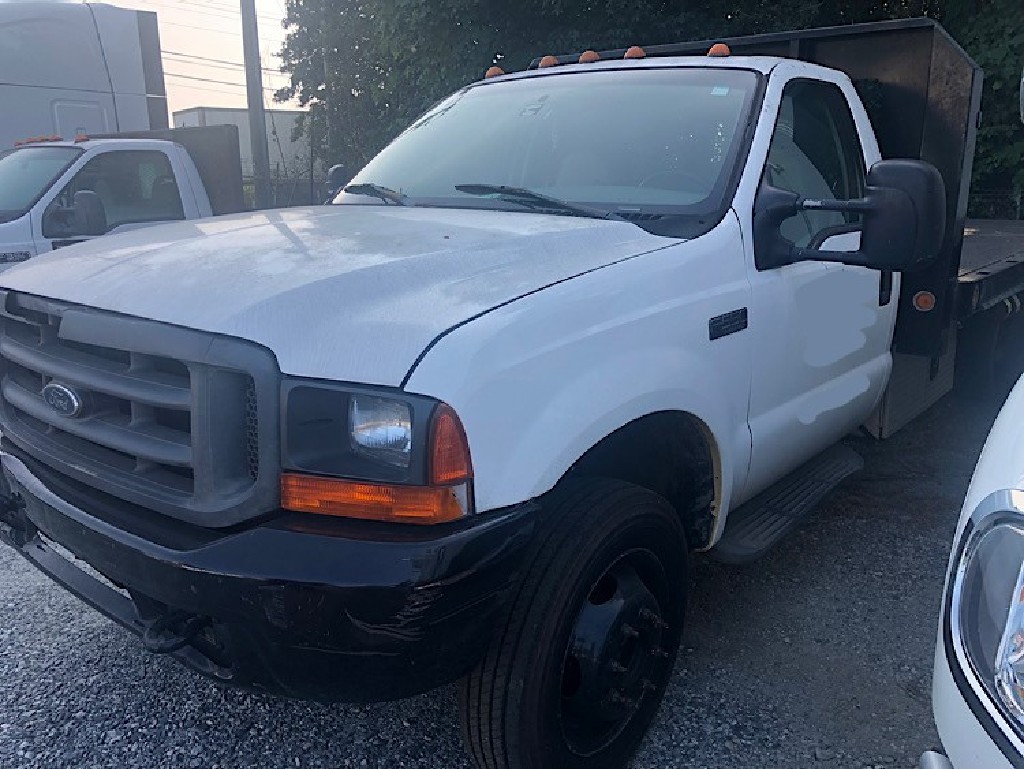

[2,333,1023,769]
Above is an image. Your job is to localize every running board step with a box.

[710,444,864,565]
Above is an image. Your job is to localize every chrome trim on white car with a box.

[948,488,1024,757]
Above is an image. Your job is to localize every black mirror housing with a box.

[754,159,946,272]
[72,190,107,237]
[860,159,946,271]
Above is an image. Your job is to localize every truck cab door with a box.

[33,148,187,252]
[741,73,897,499]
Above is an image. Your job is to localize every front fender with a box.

[405,217,753,519]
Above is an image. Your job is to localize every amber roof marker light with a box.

[538,55,559,68]
[707,43,732,57]
[624,46,647,59]
[485,66,505,78]
[579,50,601,63]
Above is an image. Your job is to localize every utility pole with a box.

[240,0,272,209]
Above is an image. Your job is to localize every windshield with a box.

[0,146,82,225]
[341,68,760,235]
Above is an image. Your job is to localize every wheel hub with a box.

[559,556,672,755]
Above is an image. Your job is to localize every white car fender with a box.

[406,213,753,525]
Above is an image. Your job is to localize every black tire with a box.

[458,478,688,769]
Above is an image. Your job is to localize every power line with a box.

[141,0,282,24]
[167,71,244,87]
[160,19,284,44]
[179,0,282,24]
[164,50,284,75]
[165,71,283,92]
[168,80,245,96]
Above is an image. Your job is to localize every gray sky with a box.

[118,0,300,115]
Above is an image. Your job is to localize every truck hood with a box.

[0,206,674,385]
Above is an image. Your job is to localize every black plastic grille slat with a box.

[0,336,191,409]
[2,379,192,466]
[5,408,194,495]
[0,291,272,523]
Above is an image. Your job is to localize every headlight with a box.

[951,491,1024,738]
[350,395,412,468]
[280,379,474,524]
[957,521,1024,725]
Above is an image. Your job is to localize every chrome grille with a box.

[0,291,280,525]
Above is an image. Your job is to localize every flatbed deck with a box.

[957,219,1024,320]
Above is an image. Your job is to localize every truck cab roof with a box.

[483,55,791,84]
[14,138,175,151]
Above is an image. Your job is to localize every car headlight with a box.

[951,491,1024,735]
[280,380,474,524]
[349,395,413,468]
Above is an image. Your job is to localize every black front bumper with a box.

[0,449,537,702]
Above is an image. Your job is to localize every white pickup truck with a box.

[0,126,245,265]
[920,356,1024,769]
[0,18,1016,769]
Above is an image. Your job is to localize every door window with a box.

[43,150,184,238]
[764,79,866,248]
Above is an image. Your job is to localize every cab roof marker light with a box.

[708,43,732,57]
[579,50,601,63]
[624,46,647,59]
[484,66,505,78]
[15,135,64,146]
[538,55,559,68]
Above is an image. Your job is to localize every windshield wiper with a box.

[455,184,621,221]
[342,183,410,206]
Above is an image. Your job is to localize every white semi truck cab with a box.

[0,127,246,265]
[0,18,1018,769]
[0,2,168,150]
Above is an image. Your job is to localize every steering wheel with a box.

[637,169,710,194]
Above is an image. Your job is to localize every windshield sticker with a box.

[520,95,549,117]
[711,86,730,96]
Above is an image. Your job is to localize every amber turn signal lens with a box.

[430,404,473,485]
[281,474,465,524]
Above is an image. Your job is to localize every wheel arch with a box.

[557,410,723,550]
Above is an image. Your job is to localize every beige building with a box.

[173,106,312,179]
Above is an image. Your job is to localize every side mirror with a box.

[71,190,107,237]
[754,159,946,272]
[325,164,347,201]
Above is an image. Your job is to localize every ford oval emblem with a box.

[41,383,84,418]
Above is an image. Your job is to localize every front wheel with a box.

[458,479,688,769]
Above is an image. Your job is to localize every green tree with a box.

[943,0,1024,214]
[277,0,1024,213]
[277,0,820,173]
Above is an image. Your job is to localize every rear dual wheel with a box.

[458,479,688,769]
